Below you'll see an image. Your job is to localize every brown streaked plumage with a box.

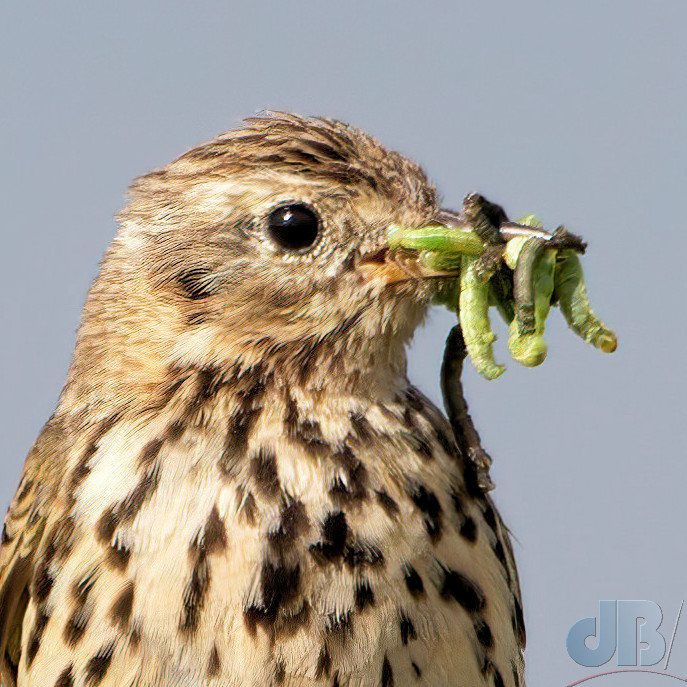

[0,112,524,686]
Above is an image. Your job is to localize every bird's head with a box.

[70,113,454,404]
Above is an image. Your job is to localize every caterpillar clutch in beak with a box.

[379,202,617,380]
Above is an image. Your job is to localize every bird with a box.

[0,112,525,687]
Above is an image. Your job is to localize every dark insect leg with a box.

[461,193,508,245]
[441,325,495,492]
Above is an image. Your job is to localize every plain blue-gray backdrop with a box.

[1,2,685,685]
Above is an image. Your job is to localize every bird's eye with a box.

[266,204,320,251]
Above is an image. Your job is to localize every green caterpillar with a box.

[388,195,617,379]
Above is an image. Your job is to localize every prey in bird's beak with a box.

[356,243,460,285]
[363,193,617,380]
[356,212,479,285]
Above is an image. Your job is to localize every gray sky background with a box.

[1,2,685,685]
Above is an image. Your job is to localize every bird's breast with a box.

[26,377,523,687]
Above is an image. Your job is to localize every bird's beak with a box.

[356,246,450,285]
[357,211,468,285]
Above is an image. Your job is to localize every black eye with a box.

[266,204,320,251]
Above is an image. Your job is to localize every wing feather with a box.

[0,417,67,685]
